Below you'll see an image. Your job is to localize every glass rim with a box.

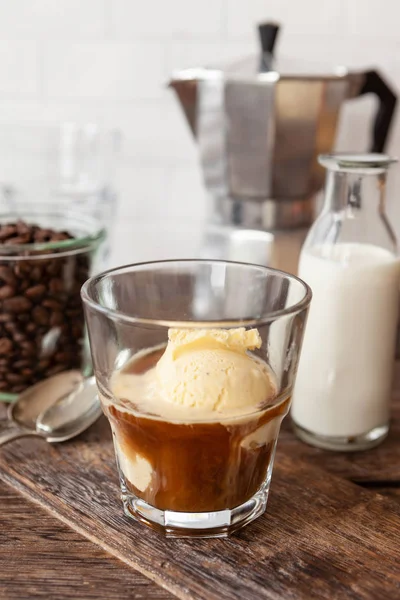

[81,259,312,328]
[319,152,398,174]
[0,209,106,259]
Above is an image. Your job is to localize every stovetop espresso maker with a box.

[169,23,397,272]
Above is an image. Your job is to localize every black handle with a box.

[258,22,280,56]
[357,70,397,152]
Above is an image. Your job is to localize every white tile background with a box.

[0,0,400,266]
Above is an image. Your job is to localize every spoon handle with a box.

[0,421,39,446]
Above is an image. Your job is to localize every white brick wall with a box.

[111,0,225,37]
[225,0,345,37]
[43,42,168,99]
[0,42,38,96]
[0,0,399,265]
[0,0,108,39]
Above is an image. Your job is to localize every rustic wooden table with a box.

[0,368,399,600]
[0,481,173,600]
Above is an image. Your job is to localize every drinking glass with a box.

[82,260,311,538]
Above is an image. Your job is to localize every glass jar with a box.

[0,122,120,268]
[291,153,400,451]
[0,206,104,401]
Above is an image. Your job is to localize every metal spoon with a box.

[0,371,101,446]
[36,376,102,442]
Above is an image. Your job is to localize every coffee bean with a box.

[66,307,82,318]
[46,262,61,276]
[13,384,25,393]
[13,359,31,369]
[58,324,69,335]
[21,368,33,378]
[37,358,50,371]
[4,321,17,333]
[4,235,31,245]
[50,311,64,327]
[46,364,65,376]
[0,338,12,354]
[66,294,83,309]
[0,285,16,300]
[16,221,31,236]
[35,325,48,335]
[12,332,27,343]
[49,278,64,295]
[25,284,46,301]
[34,228,52,242]
[42,298,63,311]
[0,266,16,286]
[18,280,30,292]
[13,262,31,278]
[32,306,49,326]
[3,296,32,313]
[55,351,73,363]
[19,340,36,355]
[6,372,24,384]
[72,324,84,339]
[51,232,70,242]
[30,266,43,281]
[17,314,30,324]
[0,225,17,241]
[25,323,37,334]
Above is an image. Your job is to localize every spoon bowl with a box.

[36,377,102,442]
[0,371,102,446]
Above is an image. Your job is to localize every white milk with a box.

[291,243,400,438]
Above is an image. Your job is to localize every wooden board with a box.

[0,415,399,600]
[0,480,173,600]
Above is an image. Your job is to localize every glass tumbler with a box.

[82,260,311,538]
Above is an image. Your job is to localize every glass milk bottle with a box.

[291,154,400,451]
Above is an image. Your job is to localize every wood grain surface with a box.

[0,480,173,600]
[0,413,399,600]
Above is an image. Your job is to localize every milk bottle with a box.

[291,154,400,451]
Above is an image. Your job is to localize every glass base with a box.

[292,420,389,452]
[121,487,270,538]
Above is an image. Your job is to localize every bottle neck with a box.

[324,169,387,214]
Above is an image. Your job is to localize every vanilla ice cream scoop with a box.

[156,328,274,413]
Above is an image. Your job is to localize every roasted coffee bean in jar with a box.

[0,216,104,399]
